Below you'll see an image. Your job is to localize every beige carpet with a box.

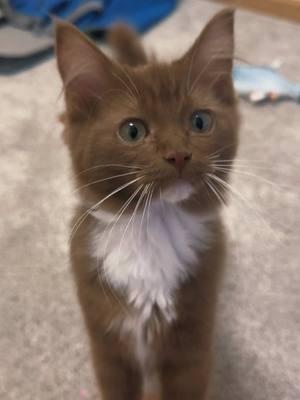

[0,1,299,399]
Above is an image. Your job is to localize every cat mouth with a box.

[160,179,195,204]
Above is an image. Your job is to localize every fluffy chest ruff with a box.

[91,200,214,323]
[91,201,214,395]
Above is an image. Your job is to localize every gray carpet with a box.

[0,1,299,399]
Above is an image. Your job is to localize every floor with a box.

[0,1,299,399]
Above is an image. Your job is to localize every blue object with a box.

[233,64,300,103]
[0,0,177,74]
[7,0,178,33]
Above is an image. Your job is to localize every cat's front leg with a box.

[158,304,215,400]
[159,351,212,400]
[87,328,143,400]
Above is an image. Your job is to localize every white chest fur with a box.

[91,200,214,395]
[91,200,213,322]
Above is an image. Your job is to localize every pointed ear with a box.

[182,9,235,102]
[55,22,118,117]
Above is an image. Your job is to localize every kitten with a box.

[56,9,239,400]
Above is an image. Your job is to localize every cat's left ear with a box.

[180,9,235,102]
[56,22,120,118]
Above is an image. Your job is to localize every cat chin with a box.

[91,180,194,224]
[161,180,195,204]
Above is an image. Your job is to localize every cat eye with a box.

[118,119,148,144]
[190,111,213,134]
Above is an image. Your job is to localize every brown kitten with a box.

[56,9,239,400]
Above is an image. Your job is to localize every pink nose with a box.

[164,151,192,172]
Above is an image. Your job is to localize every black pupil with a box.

[194,114,204,130]
[128,123,139,139]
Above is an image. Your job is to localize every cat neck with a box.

[90,199,216,323]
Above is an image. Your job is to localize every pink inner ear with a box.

[178,10,234,102]
[181,10,234,88]
[66,71,104,106]
[61,48,111,109]
[56,22,119,113]
[62,70,102,116]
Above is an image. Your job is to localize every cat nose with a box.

[163,151,192,172]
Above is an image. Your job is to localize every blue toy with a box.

[233,64,300,103]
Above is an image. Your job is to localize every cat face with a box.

[56,10,238,212]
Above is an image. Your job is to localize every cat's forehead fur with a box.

[121,62,220,114]
[133,62,184,101]
[93,61,230,141]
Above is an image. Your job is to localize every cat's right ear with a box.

[56,22,117,117]
[179,9,235,103]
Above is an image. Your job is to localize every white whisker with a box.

[72,171,140,195]
[69,176,144,244]
[75,163,142,178]
[112,70,137,100]
[207,173,282,242]
[48,171,142,223]
[188,52,234,95]
[103,185,144,255]
[118,64,140,98]
[213,158,275,167]
[130,185,149,253]
[213,166,293,190]
[117,184,145,263]
[138,183,152,244]
[146,184,155,240]
[99,185,144,314]
[204,177,226,207]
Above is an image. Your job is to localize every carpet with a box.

[0,1,299,399]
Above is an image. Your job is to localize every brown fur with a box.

[107,23,148,66]
[56,9,239,400]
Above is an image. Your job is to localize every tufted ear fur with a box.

[56,22,120,118]
[180,9,235,103]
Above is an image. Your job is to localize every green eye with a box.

[118,119,147,143]
[190,111,213,134]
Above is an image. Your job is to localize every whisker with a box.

[112,69,137,101]
[185,43,198,94]
[48,171,141,221]
[144,184,155,259]
[188,52,234,96]
[207,173,282,242]
[138,183,152,243]
[131,185,149,252]
[205,70,231,93]
[214,163,273,170]
[99,185,144,314]
[106,77,136,102]
[159,186,163,206]
[143,183,153,242]
[117,184,145,263]
[204,177,226,207]
[72,171,140,195]
[207,144,236,161]
[213,159,275,166]
[118,64,140,98]
[74,163,142,178]
[103,185,144,253]
[146,184,155,240]
[69,176,144,244]
[212,166,293,190]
